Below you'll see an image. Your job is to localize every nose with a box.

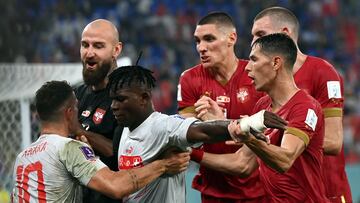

[251,37,258,46]
[83,46,95,58]
[111,100,118,111]
[197,41,207,53]
[245,62,252,73]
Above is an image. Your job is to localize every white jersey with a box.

[12,134,106,203]
[118,112,198,203]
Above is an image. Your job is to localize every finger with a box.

[225,140,242,145]
[196,109,208,119]
[80,135,88,143]
[249,128,268,142]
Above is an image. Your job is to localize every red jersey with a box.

[294,56,351,202]
[254,90,328,203]
[178,59,265,199]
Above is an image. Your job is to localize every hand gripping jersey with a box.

[254,90,328,203]
[118,112,198,203]
[12,134,106,203]
[294,56,351,202]
[177,60,265,200]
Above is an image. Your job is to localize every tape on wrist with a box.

[239,110,266,133]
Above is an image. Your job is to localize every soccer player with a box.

[198,33,328,202]
[75,19,122,203]
[12,80,190,203]
[251,7,351,202]
[108,65,286,203]
[177,12,265,202]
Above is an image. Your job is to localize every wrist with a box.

[190,148,204,163]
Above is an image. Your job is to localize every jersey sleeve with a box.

[59,140,107,186]
[313,60,344,117]
[162,115,200,149]
[177,70,199,113]
[285,102,324,146]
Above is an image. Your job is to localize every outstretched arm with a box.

[87,150,190,199]
[186,110,287,143]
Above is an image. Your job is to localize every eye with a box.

[81,42,89,48]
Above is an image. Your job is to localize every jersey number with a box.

[16,161,46,203]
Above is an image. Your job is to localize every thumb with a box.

[80,135,88,143]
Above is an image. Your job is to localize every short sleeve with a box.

[177,70,199,112]
[59,140,106,185]
[163,115,199,149]
[285,102,323,146]
[313,61,344,117]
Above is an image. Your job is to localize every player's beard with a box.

[82,59,112,86]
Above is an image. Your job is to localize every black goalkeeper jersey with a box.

[74,84,119,171]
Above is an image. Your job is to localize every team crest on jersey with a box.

[119,155,144,170]
[236,87,249,103]
[80,146,96,160]
[216,95,230,103]
[81,110,91,117]
[93,108,106,124]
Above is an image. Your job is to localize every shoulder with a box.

[179,64,203,79]
[306,56,339,76]
[74,84,90,98]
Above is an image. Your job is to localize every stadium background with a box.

[0,0,359,202]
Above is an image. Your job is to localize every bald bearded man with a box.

[74,19,123,203]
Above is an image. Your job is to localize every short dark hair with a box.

[198,11,235,29]
[252,33,297,71]
[254,7,299,39]
[108,65,156,94]
[35,80,74,121]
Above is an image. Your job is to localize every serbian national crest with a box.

[93,108,106,124]
[237,87,249,103]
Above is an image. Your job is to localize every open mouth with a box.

[201,56,209,63]
[86,61,97,69]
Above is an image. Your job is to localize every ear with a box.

[272,56,282,71]
[228,32,237,47]
[64,106,73,121]
[113,42,123,59]
[281,27,290,36]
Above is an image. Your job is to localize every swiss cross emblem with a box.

[237,88,249,103]
[93,108,106,124]
[119,155,144,170]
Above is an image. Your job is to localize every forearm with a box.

[187,120,231,143]
[91,160,166,199]
[80,130,113,157]
[200,147,257,177]
[244,136,295,173]
[323,117,343,155]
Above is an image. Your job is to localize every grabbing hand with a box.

[194,96,225,120]
[263,111,287,130]
[160,147,190,175]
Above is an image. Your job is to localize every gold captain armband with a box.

[285,127,310,146]
[323,108,343,118]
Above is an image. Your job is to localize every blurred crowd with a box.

[1,0,360,163]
